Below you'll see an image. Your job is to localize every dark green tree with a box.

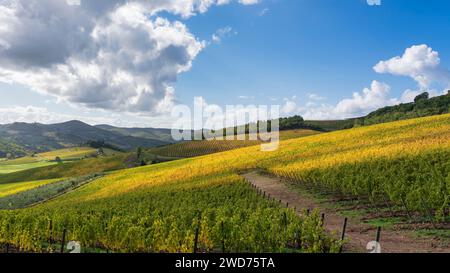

[136,147,143,160]
[414,92,429,103]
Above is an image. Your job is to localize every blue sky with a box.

[178,0,450,105]
[0,0,449,127]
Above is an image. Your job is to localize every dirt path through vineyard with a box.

[242,171,449,253]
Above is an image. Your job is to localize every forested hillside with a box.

[360,91,450,125]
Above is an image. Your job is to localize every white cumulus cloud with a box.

[332,81,395,117]
[0,0,259,115]
[267,45,450,121]
[292,81,400,120]
[374,44,450,89]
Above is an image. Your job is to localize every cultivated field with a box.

[0,153,129,184]
[0,179,61,198]
[36,147,99,161]
[146,129,320,158]
[0,147,98,174]
[0,114,448,252]
[0,161,57,174]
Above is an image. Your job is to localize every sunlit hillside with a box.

[0,114,448,252]
[0,147,99,174]
[146,129,320,158]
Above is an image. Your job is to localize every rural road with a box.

[242,171,449,253]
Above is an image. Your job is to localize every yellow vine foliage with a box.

[0,114,449,252]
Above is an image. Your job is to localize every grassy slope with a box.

[0,147,98,174]
[1,147,97,164]
[0,114,448,251]
[0,153,129,184]
[36,147,98,160]
[65,114,448,205]
[0,161,57,174]
[2,114,448,204]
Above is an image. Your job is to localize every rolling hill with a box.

[145,129,321,158]
[0,147,101,174]
[0,153,129,184]
[253,92,450,132]
[0,120,174,157]
[0,114,448,252]
[2,91,449,160]
[95,125,175,143]
[359,91,450,125]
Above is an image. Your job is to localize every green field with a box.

[0,161,57,174]
[36,147,98,160]
[0,153,129,184]
[0,147,99,174]
[0,114,448,252]
[1,147,98,164]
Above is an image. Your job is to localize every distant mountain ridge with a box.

[0,120,174,157]
[95,124,175,143]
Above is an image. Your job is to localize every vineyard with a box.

[273,150,450,222]
[146,129,320,158]
[0,114,449,252]
[146,140,262,158]
[0,179,60,198]
[0,174,102,210]
[269,116,450,222]
[0,174,339,253]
